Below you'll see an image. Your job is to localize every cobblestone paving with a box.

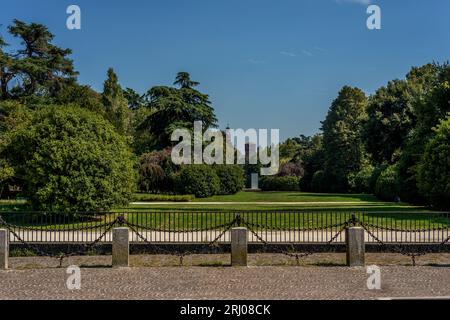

[1,255,450,300]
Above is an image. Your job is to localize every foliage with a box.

[7,105,135,212]
[375,165,400,201]
[139,72,217,149]
[321,86,368,192]
[173,165,220,198]
[123,88,145,110]
[137,148,175,193]
[278,162,304,177]
[260,176,300,191]
[363,80,415,164]
[1,19,77,99]
[102,68,132,137]
[297,134,325,191]
[213,165,245,195]
[397,63,448,203]
[417,116,450,209]
[349,164,374,194]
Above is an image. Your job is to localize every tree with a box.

[296,134,325,191]
[397,63,449,203]
[174,72,200,89]
[0,35,16,100]
[364,80,415,164]
[7,105,135,213]
[139,72,217,149]
[321,86,368,192]
[102,68,132,137]
[123,88,145,110]
[417,115,450,209]
[6,19,77,97]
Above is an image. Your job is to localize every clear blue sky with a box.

[3,0,450,140]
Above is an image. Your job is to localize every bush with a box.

[278,162,304,177]
[137,149,175,193]
[132,193,194,202]
[375,165,400,201]
[213,165,245,195]
[417,116,450,209]
[173,165,220,198]
[260,176,300,191]
[350,165,374,193]
[138,163,166,193]
[8,105,135,213]
[311,170,327,193]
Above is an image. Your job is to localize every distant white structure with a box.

[251,173,259,190]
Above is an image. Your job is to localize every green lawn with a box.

[1,192,448,230]
[192,191,380,203]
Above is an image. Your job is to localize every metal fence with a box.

[0,211,449,244]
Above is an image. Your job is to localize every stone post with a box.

[0,229,8,270]
[346,227,365,267]
[231,227,248,267]
[112,227,129,268]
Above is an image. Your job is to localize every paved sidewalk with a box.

[1,265,449,300]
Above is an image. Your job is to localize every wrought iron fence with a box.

[0,211,449,244]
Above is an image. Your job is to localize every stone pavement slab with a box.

[1,265,449,300]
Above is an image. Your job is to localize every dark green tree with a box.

[417,115,450,209]
[102,68,132,137]
[6,19,77,97]
[123,87,145,110]
[174,72,200,89]
[364,80,414,164]
[397,63,449,202]
[139,72,217,149]
[321,86,368,192]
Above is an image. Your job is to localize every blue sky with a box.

[2,0,450,140]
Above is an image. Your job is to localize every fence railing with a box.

[0,211,449,244]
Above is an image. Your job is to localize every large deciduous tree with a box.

[364,80,414,164]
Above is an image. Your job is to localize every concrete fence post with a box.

[346,227,365,267]
[231,227,248,267]
[112,227,129,268]
[0,229,8,270]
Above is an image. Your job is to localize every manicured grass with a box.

[192,191,380,203]
[1,192,449,230]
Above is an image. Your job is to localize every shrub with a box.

[138,163,166,193]
[375,165,400,201]
[278,162,305,177]
[311,170,327,193]
[137,149,175,193]
[173,165,220,198]
[350,165,374,193]
[213,165,245,195]
[260,176,300,191]
[133,193,194,202]
[8,105,135,213]
[417,116,450,209]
